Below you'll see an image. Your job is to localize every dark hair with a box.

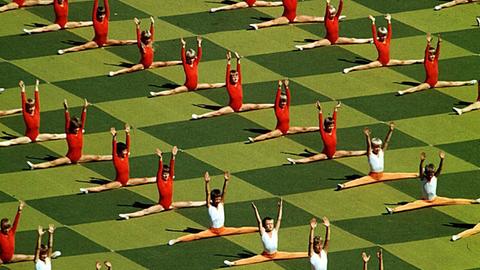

[141,31,152,44]
[96,6,106,18]
[116,142,127,157]
[324,117,334,127]
[210,189,221,199]
[1,218,10,230]
[313,236,321,244]
[262,217,273,227]
[68,117,82,134]
[26,98,35,110]
[39,244,48,256]
[162,165,170,173]
[425,163,436,174]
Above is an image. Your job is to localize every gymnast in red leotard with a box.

[287,101,366,164]
[0,0,52,13]
[57,0,136,55]
[79,124,158,194]
[190,51,274,120]
[0,80,65,147]
[23,0,92,34]
[149,36,224,97]
[295,0,371,50]
[209,0,282,13]
[249,0,333,30]
[343,14,423,74]
[118,146,206,220]
[27,98,111,170]
[108,17,182,77]
[397,33,477,96]
[247,79,319,143]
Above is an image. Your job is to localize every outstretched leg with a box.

[387,59,424,66]
[391,196,478,213]
[239,103,274,112]
[126,177,156,186]
[83,181,123,193]
[105,39,137,46]
[120,204,167,219]
[64,21,93,29]
[293,15,325,23]
[250,16,289,30]
[109,64,144,77]
[254,1,283,7]
[453,101,480,115]
[338,172,418,190]
[336,37,373,45]
[193,106,235,120]
[150,60,182,68]
[169,229,218,244]
[0,137,32,147]
[452,223,480,241]
[58,41,98,55]
[195,82,226,90]
[78,154,112,163]
[397,83,431,96]
[286,126,320,134]
[343,61,382,74]
[0,2,20,12]
[150,85,189,97]
[250,129,284,142]
[435,80,477,88]
[24,24,61,34]
[23,0,53,6]
[170,226,257,245]
[28,156,71,169]
[333,150,367,159]
[171,201,206,209]
[295,39,331,50]
[287,153,329,164]
[210,1,249,12]
[0,108,22,117]
[434,0,472,10]
[35,133,66,142]
[9,254,35,263]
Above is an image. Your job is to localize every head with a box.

[0,218,11,234]
[116,142,128,158]
[378,27,388,41]
[428,48,436,61]
[96,6,106,21]
[26,98,35,114]
[323,117,334,132]
[56,0,64,4]
[262,217,275,232]
[229,70,239,84]
[371,138,383,154]
[185,49,196,64]
[162,165,170,180]
[68,117,82,134]
[141,30,152,45]
[39,244,48,261]
[424,164,436,180]
[313,236,323,253]
[210,189,222,206]
[279,94,287,108]
[328,6,336,19]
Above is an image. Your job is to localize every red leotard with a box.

[324,0,343,44]
[156,158,175,209]
[137,23,154,68]
[92,0,109,47]
[0,211,20,262]
[274,86,290,134]
[424,41,440,88]
[65,109,86,163]
[13,0,25,7]
[245,0,256,7]
[112,133,130,186]
[54,0,69,28]
[181,46,202,90]
[319,110,337,158]
[226,61,243,112]
[282,0,297,22]
[372,22,391,66]
[21,91,40,142]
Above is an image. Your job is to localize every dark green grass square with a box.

[119,237,249,270]
[335,208,463,245]
[249,46,363,77]
[0,31,86,60]
[15,226,108,256]
[0,62,40,88]
[160,8,271,35]
[53,72,173,103]
[178,197,313,229]
[343,91,458,121]
[437,140,480,167]
[298,18,424,40]
[351,0,438,13]
[197,79,330,106]
[441,28,480,54]
[106,37,228,64]
[276,246,419,270]
[289,122,428,152]
[0,106,123,134]
[82,151,222,181]
[27,189,154,225]
[0,191,16,203]
[391,56,480,82]
[27,0,150,23]
[234,162,361,195]
[0,143,58,173]
[140,114,266,149]
[387,170,480,200]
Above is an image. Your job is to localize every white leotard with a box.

[310,250,328,270]
[35,258,52,270]
[368,149,384,173]
[208,203,225,229]
[421,175,437,200]
[261,229,278,254]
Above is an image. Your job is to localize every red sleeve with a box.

[336,0,343,18]
[332,110,337,131]
[34,90,40,113]
[65,110,70,133]
[54,0,59,10]
[226,62,231,86]
[80,109,87,130]
[371,23,377,42]
[286,86,291,107]
[112,136,117,156]
[136,26,141,49]
[424,42,430,61]
[274,86,281,109]
[435,39,440,60]
[92,0,98,21]
[169,158,175,181]
[104,0,110,19]
[21,91,26,112]
[150,22,154,42]
[196,45,202,63]
[157,158,163,182]
[236,61,241,84]
[181,47,186,64]
[387,22,392,42]
[319,111,324,135]
[11,211,21,234]
[126,132,130,151]
[325,2,330,17]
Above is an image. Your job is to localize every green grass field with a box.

[0,0,479,269]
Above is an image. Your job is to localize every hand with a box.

[48,224,55,234]
[335,101,342,109]
[368,15,375,22]
[35,79,40,89]
[278,198,283,208]
[172,146,178,156]
[363,127,371,136]
[310,217,317,229]
[278,80,282,87]
[124,123,130,133]
[96,262,102,270]
[150,16,155,24]
[18,201,25,211]
[224,171,230,181]
[420,152,426,161]
[19,80,25,90]
[84,98,90,108]
[439,151,445,159]
[155,148,162,158]
[37,225,45,236]
[376,249,383,259]
[322,216,330,227]
[197,36,202,45]
[226,51,231,61]
[234,51,241,59]
[134,17,140,25]
[437,33,442,43]
[180,38,186,47]
[315,100,322,112]
[104,261,112,269]
[110,127,116,136]
[63,99,68,110]
[326,0,331,4]
[362,252,371,262]
[204,171,210,183]
[385,13,391,21]
[284,79,289,87]
[389,122,395,131]
[426,33,432,43]
[251,202,257,210]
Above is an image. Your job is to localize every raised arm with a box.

[317,101,323,133]
[435,34,441,60]
[436,151,445,177]
[336,0,343,18]
[382,122,394,151]
[155,148,163,181]
[221,171,230,203]
[364,127,372,154]
[47,224,54,257]
[226,51,231,85]
[149,16,155,41]
[204,171,211,207]
[64,99,70,132]
[81,98,89,130]
[377,249,383,270]
[275,80,282,108]
[333,101,340,130]
[385,14,392,41]
[425,33,432,60]
[20,80,26,111]
[111,127,117,156]
[235,52,241,83]
[308,218,317,257]
[125,124,131,151]
[419,152,426,178]
[34,79,40,113]
[92,0,99,21]
[284,79,291,107]
[135,18,142,49]
[251,202,263,234]
[362,252,371,270]
[104,0,110,19]
[196,36,202,62]
[34,226,44,262]
[275,198,283,231]
[11,201,23,234]
[322,216,330,252]
[170,146,177,179]
[369,15,377,41]
[180,38,186,63]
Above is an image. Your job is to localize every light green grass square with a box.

[120,0,212,17]
[0,10,49,37]
[0,201,62,232]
